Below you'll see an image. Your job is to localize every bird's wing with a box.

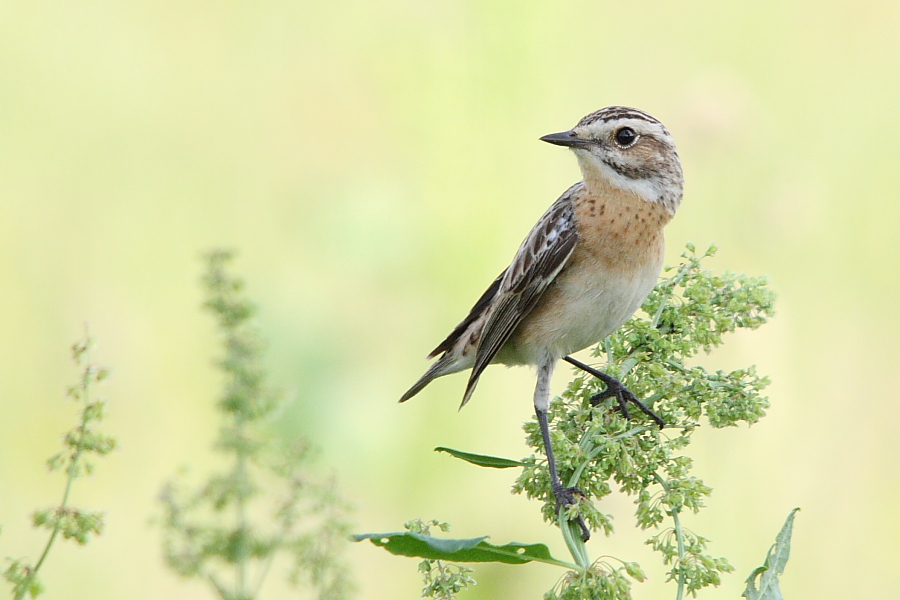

[459,184,581,407]
[427,269,507,360]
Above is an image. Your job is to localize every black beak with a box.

[539,130,591,148]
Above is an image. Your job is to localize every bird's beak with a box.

[539,130,591,148]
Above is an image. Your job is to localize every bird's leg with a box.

[534,357,591,542]
[563,356,664,428]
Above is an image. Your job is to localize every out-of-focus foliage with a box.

[4,336,116,599]
[158,253,352,600]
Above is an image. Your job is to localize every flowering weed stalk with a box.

[4,334,116,600]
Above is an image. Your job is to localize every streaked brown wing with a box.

[428,269,506,359]
[459,184,581,407]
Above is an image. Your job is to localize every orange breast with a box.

[571,181,671,277]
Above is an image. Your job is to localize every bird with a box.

[399,106,684,540]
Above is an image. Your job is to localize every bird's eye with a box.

[614,127,637,147]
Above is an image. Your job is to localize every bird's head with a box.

[541,106,684,212]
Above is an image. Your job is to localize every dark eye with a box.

[614,127,637,147]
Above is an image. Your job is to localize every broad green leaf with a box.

[434,447,525,469]
[352,531,577,569]
[742,508,800,600]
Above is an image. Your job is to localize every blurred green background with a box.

[1,0,899,598]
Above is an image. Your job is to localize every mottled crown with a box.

[577,106,669,133]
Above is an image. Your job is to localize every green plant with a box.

[4,334,117,600]
[405,520,476,600]
[357,244,782,599]
[742,509,799,600]
[158,251,352,600]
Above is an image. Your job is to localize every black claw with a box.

[589,388,614,403]
[551,483,583,504]
[574,515,591,542]
[566,356,665,429]
[551,484,591,541]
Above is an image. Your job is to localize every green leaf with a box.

[742,508,800,600]
[434,447,525,469]
[352,531,577,569]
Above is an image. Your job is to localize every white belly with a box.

[498,254,662,365]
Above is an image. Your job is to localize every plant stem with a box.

[650,258,694,329]
[16,362,93,600]
[569,425,653,489]
[653,473,687,600]
[558,506,590,571]
[249,543,277,600]
[436,560,453,600]
[208,572,230,600]
[235,414,249,600]
[671,506,687,600]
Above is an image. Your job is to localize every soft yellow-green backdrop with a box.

[2,1,898,598]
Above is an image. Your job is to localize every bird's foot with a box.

[590,374,664,429]
[551,483,591,542]
[562,356,664,428]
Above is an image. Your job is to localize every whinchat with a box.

[400,106,684,540]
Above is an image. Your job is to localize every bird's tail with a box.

[399,354,458,403]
